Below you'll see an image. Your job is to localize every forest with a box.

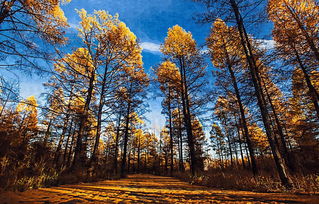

[0,0,318,196]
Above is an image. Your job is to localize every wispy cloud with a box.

[258,39,275,50]
[140,42,161,53]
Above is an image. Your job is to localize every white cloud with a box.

[140,42,161,53]
[258,39,275,50]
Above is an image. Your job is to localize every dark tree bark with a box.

[113,113,122,175]
[178,57,197,176]
[229,0,292,188]
[120,100,131,178]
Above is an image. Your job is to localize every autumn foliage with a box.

[0,0,318,194]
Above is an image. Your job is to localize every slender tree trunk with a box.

[261,77,294,172]
[62,119,74,167]
[177,104,184,172]
[55,112,71,167]
[284,3,319,62]
[67,126,77,167]
[72,69,95,170]
[233,138,239,167]
[55,86,74,167]
[292,45,319,119]
[43,119,52,147]
[113,113,122,175]
[120,101,131,178]
[229,0,293,188]
[138,134,141,172]
[222,116,234,166]
[91,64,109,165]
[224,46,258,175]
[127,149,131,173]
[244,143,252,169]
[164,151,168,174]
[168,87,174,176]
[237,123,246,169]
[178,57,196,176]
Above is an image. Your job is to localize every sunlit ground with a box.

[0,174,318,203]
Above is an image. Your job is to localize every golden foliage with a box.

[268,0,319,56]
[161,25,197,57]
[23,0,71,44]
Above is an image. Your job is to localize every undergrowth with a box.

[174,169,319,194]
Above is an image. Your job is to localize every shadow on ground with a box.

[0,174,318,203]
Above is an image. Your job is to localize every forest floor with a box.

[0,174,318,203]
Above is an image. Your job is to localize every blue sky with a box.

[64,0,211,133]
[17,0,273,135]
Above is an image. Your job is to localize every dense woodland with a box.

[0,0,318,193]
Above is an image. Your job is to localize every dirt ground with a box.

[0,174,318,203]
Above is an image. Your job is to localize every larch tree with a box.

[195,0,293,188]
[207,19,258,175]
[286,67,319,164]
[161,25,208,176]
[268,0,319,119]
[119,58,149,178]
[54,46,96,170]
[210,123,227,168]
[172,107,185,172]
[0,0,70,75]
[156,60,181,175]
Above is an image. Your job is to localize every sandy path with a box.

[0,174,318,203]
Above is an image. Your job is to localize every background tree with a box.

[160,25,208,176]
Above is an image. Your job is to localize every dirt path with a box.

[0,174,318,203]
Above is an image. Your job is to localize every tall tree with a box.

[161,25,208,176]
[196,0,293,188]
[156,60,181,175]
[268,0,319,118]
[207,19,258,175]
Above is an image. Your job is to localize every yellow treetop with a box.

[55,47,95,78]
[268,0,319,55]
[157,60,181,84]
[161,25,197,57]
[16,96,38,131]
[24,0,71,44]
[207,19,242,68]
[130,112,144,125]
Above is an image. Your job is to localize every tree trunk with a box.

[222,116,234,167]
[223,45,258,175]
[67,126,77,167]
[91,64,109,165]
[113,113,122,175]
[72,69,95,170]
[229,0,293,188]
[261,77,294,172]
[178,57,196,176]
[138,134,141,172]
[120,101,131,178]
[43,119,52,147]
[236,120,246,169]
[168,87,174,176]
[177,104,185,172]
[284,3,319,62]
[292,44,319,119]
[54,113,70,167]
[62,119,74,168]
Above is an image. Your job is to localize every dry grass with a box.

[174,169,319,194]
